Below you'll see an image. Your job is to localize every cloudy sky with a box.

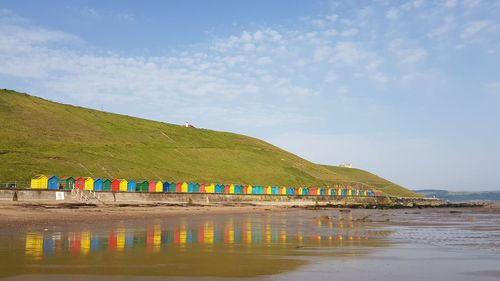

[1,0,499,191]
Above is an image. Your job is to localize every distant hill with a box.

[414,189,500,202]
[0,89,418,197]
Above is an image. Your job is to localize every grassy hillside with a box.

[0,89,418,197]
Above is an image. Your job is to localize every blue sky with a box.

[1,0,499,191]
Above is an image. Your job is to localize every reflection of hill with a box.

[1,213,392,277]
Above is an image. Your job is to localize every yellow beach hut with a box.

[280,186,287,195]
[206,183,215,193]
[265,186,272,195]
[229,184,235,194]
[31,175,48,189]
[246,185,253,195]
[84,177,94,191]
[181,182,188,193]
[155,181,163,192]
[119,179,128,192]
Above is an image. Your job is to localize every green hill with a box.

[0,89,418,197]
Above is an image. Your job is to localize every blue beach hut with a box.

[188,182,195,193]
[127,180,137,192]
[163,181,170,193]
[93,179,103,191]
[47,175,59,190]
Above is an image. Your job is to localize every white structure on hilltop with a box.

[339,163,353,168]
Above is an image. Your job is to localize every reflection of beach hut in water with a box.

[60,177,75,190]
[47,176,59,190]
[31,175,48,189]
[136,180,148,192]
[93,179,103,191]
[128,180,137,192]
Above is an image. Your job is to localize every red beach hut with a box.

[148,180,156,193]
[75,177,85,190]
[111,179,121,192]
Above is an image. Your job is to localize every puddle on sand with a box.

[0,210,392,280]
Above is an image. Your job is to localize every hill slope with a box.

[0,89,418,197]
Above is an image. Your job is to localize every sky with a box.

[0,0,499,191]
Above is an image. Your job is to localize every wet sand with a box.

[1,202,499,280]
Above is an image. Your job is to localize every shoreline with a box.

[0,199,493,229]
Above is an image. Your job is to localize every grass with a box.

[0,89,420,197]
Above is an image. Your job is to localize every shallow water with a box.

[1,208,499,280]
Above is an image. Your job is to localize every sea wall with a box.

[0,188,384,206]
[0,188,458,208]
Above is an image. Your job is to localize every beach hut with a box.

[265,186,271,195]
[103,179,112,191]
[224,184,230,194]
[279,187,286,195]
[298,187,303,196]
[60,177,75,190]
[199,183,206,193]
[155,181,163,192]
[175,182,182,193]
[163,182,170,192]
[246,185,253,195]
[128,180,137,192]
[31,175,48,189]
[169,182,176,193]
[194,183,200,193]
[206,183,215,193]
[148,181,157,193]
[75,177,85,190]
[229,184,235,194]
[47,176,59,190]
[188,182,195,193]
[136,180,148,192]
[111,179,120,192]
[271,186,278,195]
[83,177,94,191]
[93,179,103,191]
[181,182,188,193]
[119,179,128,192]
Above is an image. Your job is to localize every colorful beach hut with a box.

[155,181,163,192]
[119,179,128,192]
[181,182,188,193]
[75,177,85,190]
[163,181,170,193]
[188,182,195,193]
[31,175,48,189]
[60,177,75,190]
[102,179,111,191]
[126,180,136,192]
[136,180,148,192]
[206,183,215,193]
[84,177,94,191]
[148,180,157,193]
[93,179,103,191]
[47,175,59,190]
[199,183,206,193]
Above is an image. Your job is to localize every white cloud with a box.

[460,20,491,39]
[386,7,399,20]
